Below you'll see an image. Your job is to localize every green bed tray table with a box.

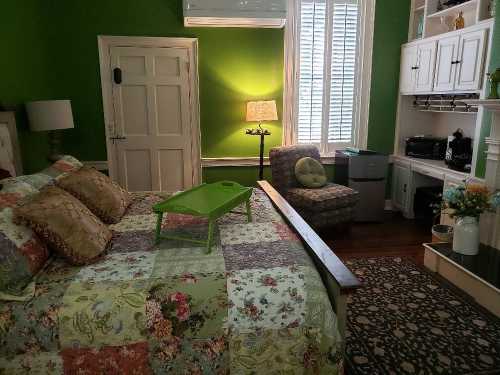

[153,181,253,253]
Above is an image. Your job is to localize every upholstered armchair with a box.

[269,145,359,229]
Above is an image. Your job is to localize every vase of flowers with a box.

[441,182,500,255]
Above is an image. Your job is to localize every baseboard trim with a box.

[202,157,270,167]
[202,156,336,168]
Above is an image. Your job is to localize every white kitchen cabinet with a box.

[400,23,489,95]
[433,35,460,92]
[415,41,437,93]
[392,162,411,213]
[399,41,436,94]
[455,29,487,91]
[400,44,418,94]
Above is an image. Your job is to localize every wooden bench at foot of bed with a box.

[258,180,361,340]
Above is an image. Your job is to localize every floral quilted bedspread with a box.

[0,189,342,374]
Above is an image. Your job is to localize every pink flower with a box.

[176,304,190,321]
[169,292,188,305]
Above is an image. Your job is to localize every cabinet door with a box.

[433,36,460,92]
[455,29,486,91]
[399,44,418,94]
[392,163,411,212]
[415,40,437,93]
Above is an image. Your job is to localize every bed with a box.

[0,114,360,372]
[0,180,359,374]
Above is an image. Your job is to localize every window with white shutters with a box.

[297,0,360,152]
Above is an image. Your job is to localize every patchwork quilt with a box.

[0,190,342,374]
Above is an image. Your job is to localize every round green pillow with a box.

[294,157,327,188]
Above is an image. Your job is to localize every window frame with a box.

[282,0,375,155]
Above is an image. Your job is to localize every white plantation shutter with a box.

[329,2,359,144]
[297,0,360,149]
[297,0,326,144]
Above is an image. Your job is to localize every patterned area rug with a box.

[344,257,500,375]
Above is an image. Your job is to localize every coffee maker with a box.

[445,129,473,172]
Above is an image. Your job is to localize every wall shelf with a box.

[408,0,492,40]
[427,0,478,19]
[462,99,500,111]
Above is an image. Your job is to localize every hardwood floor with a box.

[320,212,433,266]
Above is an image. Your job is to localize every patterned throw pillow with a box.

[56,167,131,224]
[0,179,50,297]
[0,155,83,191]
[43,155,83,179]
[0,156,83,297]
[14,186,112,266]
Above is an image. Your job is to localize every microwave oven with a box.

[405,137,448,160]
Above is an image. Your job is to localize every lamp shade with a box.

[246,100,278,122]
[26,100,75,132]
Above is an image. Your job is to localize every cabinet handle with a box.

[403,184,407,193]
[451,60,461,65]
[113,68,122,84]
[411,66,419,70]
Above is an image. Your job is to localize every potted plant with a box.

[441,182,500,255]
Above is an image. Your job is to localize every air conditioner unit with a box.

[183,0,287,29]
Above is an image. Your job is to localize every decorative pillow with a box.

[43,155,83,178]
[57,166,131,224]
[0,155,83,191]
[14,186,112,265]
[0,208,49,297]
[295,157,328,188]
[0,156,83,296]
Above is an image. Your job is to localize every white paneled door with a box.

[99,37,201,192]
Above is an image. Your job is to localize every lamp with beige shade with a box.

[245,100,278,180]
[26,100,75,162]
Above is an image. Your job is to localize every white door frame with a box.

[97,35,202,186]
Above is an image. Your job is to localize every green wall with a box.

[367,0,411,154]
[1,0,410,186]
[0,1,55,172]
[476,0,500,178]
[1,0,284,175]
